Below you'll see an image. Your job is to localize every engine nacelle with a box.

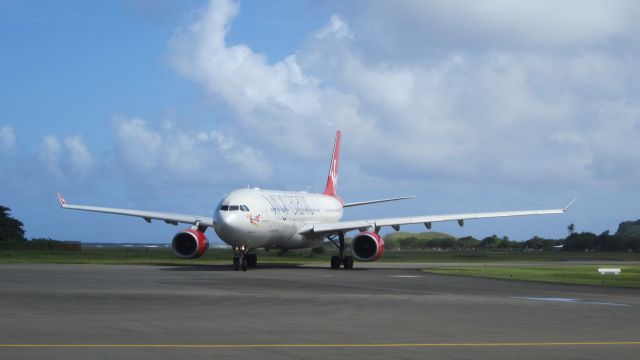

[351,231,384,262]
[171,229,209,259]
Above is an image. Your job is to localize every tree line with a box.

[382,220,640,252]
[383,234,564,251]
[0,206,81,250]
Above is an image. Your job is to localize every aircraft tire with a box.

[343,256,354,269]
[247,254,257,267]
[330,255,341,269]
[233,256,240,271]
[241,257,248,271]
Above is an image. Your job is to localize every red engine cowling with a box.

[351,231,384,262]
[171,229,209,259]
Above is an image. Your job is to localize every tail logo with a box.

[330,159,338,186]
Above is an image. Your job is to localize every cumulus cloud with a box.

[315,15,354,40]
[38,135,63,177]
[161,0,640,213]
[63,136,94,174]
[37,134,94,177]
[113,116,271,184]
[115,117,163,171]
[348,0,639,56]
[169,0,351,156]
[0,125,16,151]
[169,0,317,115]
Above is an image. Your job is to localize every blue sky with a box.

[1,0,639,244]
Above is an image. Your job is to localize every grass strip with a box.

[425,265,640,288]
[2,248,640,265]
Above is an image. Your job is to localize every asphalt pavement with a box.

[1,263,639,359]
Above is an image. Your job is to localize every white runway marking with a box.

[390,275,423,278]
[516,297,631,307]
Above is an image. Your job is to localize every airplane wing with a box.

[57,193,215,227]
[307,199,576,235]
[343,196,414,208]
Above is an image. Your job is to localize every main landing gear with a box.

[328,233,354,270]
[233,246,257,271]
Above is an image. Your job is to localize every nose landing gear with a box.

[233,246,247,271]
[233,246,257,271]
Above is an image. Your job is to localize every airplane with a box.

[58,130,575,271]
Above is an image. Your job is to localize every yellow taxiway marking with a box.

[1,342,640,348]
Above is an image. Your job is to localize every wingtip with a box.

[563,198,577,212]
[57,192,67,206]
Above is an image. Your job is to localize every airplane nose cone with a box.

[218,210,238,229]
[214,209,244,245]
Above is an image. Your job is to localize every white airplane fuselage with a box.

[213,188,343,250]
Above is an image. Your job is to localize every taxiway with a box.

[1,263,638,359]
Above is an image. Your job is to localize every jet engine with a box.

[171,229,209,259]
[351,231,384,262]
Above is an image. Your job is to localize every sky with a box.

[1,0,639,244]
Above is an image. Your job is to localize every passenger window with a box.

[220,205,229,211]
[229,205,240,211]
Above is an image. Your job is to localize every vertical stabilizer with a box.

[323,130,341,198]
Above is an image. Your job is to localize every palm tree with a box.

[567,223,576,236]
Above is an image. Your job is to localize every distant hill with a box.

[616,219,640,237]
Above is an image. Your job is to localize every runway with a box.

[1,263,639,359]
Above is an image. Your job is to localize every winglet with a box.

[57,192,67,206]
[563,198,577,212]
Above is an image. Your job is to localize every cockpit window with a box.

[229,205,240,211]
[220,205,229,211]
[241,205,250,212]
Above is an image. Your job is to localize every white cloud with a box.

[349,0,639,55]
[113,116,271,183]
[37,134,95,177]
[315,15,353,40]
[63,136,94,175]
[0,126,16,150]
[169,0,339,156]
[170,0,318,115]
[435,0,629,44]
[114,117,163,171]
[39,135,63,177]
[166,0,640,202]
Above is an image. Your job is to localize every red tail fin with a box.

[323,130,341,198]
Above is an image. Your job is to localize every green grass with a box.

[376,250,640,262]
[2,248,640,265]
[0,247,331,265]
[426,265,640,288]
